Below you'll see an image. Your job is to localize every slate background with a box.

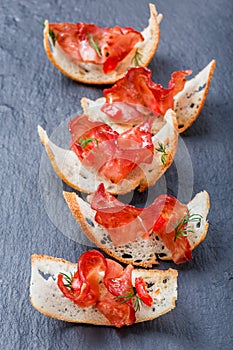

[1,0,233,349]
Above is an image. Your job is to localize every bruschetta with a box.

[30,250,178,327]
[63,184,210,267]
[43,4,162,84]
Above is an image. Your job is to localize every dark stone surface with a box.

[1,0,232,349]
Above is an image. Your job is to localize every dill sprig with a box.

[115,287,141,312]
[155,142,168,167]
[133,49,142,66]
[78,137,99,149]
[174,211,202,242]
[87,32,102,57]
[60,272,74,289]
[48,29,56,46]
[37,20,56,46]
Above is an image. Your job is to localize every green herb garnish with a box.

[49,29,56,46]
[115,287,141,312]
[133,49,142,66]
[78,137,99,149]
[174,211,202,242]
[155,142,168,167]
[87,32,102,57]
[60,272,74,289]
[37,20,56,46]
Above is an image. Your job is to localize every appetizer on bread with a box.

[38,107,178,195]
[30,250,178,328]
[43,4,162,84]
[82,61,216,133]
[63,184,210,267]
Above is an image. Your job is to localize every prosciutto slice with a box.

[57,250,152,327]
[49,22,143,73]
[101,67,192,121]
[69,115,154,184]
[91,184,192,263]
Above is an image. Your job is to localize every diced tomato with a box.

[102,67,192,120]
[135,277,153,307]
[49,22,143,73]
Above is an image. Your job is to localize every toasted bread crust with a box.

[43,4,162,84]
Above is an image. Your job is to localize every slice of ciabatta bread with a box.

[38,108,178,195]
[30,254,178,326]
[81,60,216,133]
[63,190,210,267]
[44,4,162,84]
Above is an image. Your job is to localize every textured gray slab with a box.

[0,0,232,349]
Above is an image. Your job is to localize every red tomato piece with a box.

[135,277,153,307]
[49,22,143,73]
